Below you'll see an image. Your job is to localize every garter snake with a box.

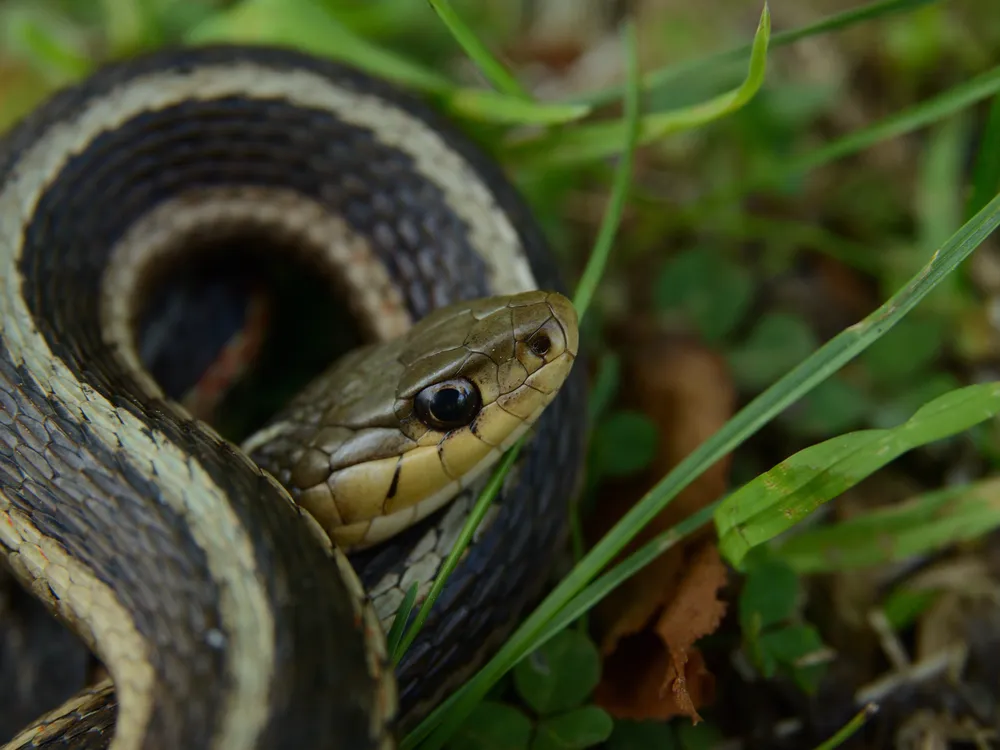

[0,45,588,750]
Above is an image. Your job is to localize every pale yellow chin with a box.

[328,402,534,551]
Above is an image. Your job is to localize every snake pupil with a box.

[415,378,482,430]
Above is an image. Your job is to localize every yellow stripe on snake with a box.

[0,45,587,750]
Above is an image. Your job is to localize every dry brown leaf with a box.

[652,541,728,720]
[593,541,728,721]
[656,542,729,654]
[586,324,736,721]
[592,631,715,721]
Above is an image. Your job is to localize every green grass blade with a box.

[572,20,642,319]
[569,0,936,108]
[405,190,1000,750]
[566,15,641,629]
[967,94,1000,220]
[426,0,529,99]
[392,0,635,673]
[587,353,621,423]
[767,65,1000,186]
[444,88,590,124]
[186,0,592,125]
[386,583,419,660]
[402,19,641,748]
[185,0,455,94]
[774,476,1000,574]
[916,114,967,253]
[812,705,879,750]
[392,442,523,662]
[504,4,771,168]
[690,65,1000,209]
[560,11,642,636]
[717,382,1000,568]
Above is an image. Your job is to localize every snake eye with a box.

[414,378,482,431]
[528,333,552,356]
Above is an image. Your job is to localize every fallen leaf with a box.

[654,543,728,686]
[586,322,735,721]
[593,541,726,721]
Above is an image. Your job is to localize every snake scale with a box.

[0,45,588,750]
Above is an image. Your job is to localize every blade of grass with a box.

[444,88,590,124]
[406,191,1000,750]
[785,65,1000,178]
[386,582,419,659]
[916,114,968,253]
[426,0,530,99]
[393,442,524,661]
[563,4,642,608]
[967,93,1000,220]
[402,18,641,748]
[773,476,1000,574]
[185,0,456,94]
[569,0,938,108]
[716,381,1000,568]
[572,19,642,318]
[696,64,1000,208]
[812,704,879,750]
[346,0,930,129]
[504,4,770,168]
[587,353,621,423]
[187,0,591,125]
[391,11,641,665]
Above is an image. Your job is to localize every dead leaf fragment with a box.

[593,541,728,721]
[587,325,736,721]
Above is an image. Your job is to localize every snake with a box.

[0,44,588,750]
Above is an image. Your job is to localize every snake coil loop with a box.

[0,44,587,750]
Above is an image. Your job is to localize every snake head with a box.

[246,290,578,551]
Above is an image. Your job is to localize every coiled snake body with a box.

[0,45,587,749]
